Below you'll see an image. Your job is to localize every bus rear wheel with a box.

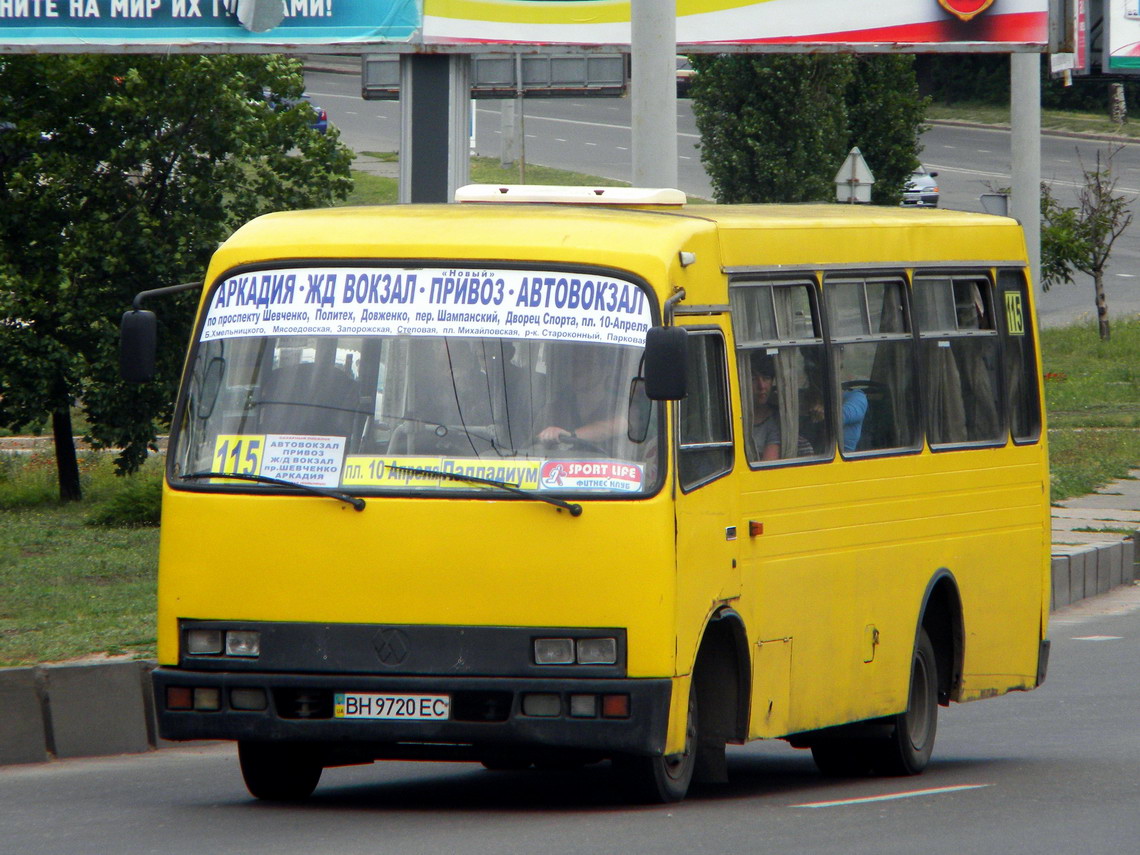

[810,628,938,778]
[871,627,938,776]
[615,682,698,803]
[238,741,323,801]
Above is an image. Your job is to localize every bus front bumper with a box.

[152,668,673,757]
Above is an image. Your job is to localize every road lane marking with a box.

[790,783,991,808]
[1071,635,1123,641]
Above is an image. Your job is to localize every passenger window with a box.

[731,280,832,465]
[997,269,1042,443]
[913,274,1003,447]
[825,276,919,454]
[678,331,733,490]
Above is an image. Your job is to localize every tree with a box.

[689,54,927,205]
[1039,148,1133,341]
[0,54,353,498]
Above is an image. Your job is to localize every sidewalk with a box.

[1048,470,1140,609]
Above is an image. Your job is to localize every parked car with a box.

[676,56,695,97]
[901,167,939,207]
[261,89,328,134]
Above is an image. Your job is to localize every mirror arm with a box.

[131,280,201,310]
[663,288,687,326]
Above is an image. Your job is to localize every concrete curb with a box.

[3,538,1134,767]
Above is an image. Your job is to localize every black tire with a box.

[238,741,323,801]
[871,628,939,776]
[810,628,939,778]
[616,682,698,803]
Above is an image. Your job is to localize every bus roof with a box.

[208,202,1028,306]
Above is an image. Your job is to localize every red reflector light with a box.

[601,694,630,718]
[167,686,193,710]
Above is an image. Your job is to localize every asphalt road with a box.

[2,585,1137,854]
[306,67,1140,328]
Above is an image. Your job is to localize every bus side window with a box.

[913,274,1003,448]
[730,279,832,465]
[826,276,920,454]
[997,269,1042,443]
[677,331,733,490]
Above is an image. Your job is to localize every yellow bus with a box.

[123,187,1051,803]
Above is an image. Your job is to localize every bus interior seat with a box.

[256,361,365,439]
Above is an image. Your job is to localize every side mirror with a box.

[643,325,688,401]
[120,309,157,383]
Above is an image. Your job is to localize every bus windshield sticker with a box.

[343,456,543,490]
[341,456,644,493]
[539,461,644,492]
[200,267,653,347]
[212,434,346,488]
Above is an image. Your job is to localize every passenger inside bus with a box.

[748,352,782,461]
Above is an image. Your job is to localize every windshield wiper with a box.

[180,471,365,511]
[386,464,582,517]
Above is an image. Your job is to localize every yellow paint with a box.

[424,0,776,25]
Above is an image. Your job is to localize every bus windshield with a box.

[170,265,661,498]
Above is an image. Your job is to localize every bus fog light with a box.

[601,694,630,718]
[534,638,574,665]
[193,688,221,711]
[576,637,617,665]
[569,694,597,717]
[522,693,561,716]
[186,629,223,655]
[225,630,261,658]
[230,688,268,711]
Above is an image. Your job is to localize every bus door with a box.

[673,327,740,667]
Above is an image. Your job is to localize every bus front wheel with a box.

[615,682,698,803]
[238,741,323,801]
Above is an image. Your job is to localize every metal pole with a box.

[399,54,470,204]
[1010,52,1041,293]
[631,0,677,188]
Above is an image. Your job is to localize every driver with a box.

[536,345,625,446]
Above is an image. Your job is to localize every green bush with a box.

[85,470,162,527]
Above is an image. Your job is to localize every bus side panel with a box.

[739,443,1050,737]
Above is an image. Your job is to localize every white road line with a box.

[790,784,991,808]
[1071,635,1124,641]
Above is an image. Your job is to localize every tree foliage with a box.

[0,54,353,492]
[689,54,928,205]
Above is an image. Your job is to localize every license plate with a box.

[334,692,450,720]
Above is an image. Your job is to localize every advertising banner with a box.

[0,0,419,49]
[422,0,1051,50]
[1108,0,1140,71]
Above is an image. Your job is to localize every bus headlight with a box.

[533,637,617,665]
[185,629,223,655]
[225,630,261,658]
[576,637,617,665]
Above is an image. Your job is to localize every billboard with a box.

[1107,0,1140,70]
[0,1,420,50]
[0,0,1052,52]
[423,0,1052,51]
